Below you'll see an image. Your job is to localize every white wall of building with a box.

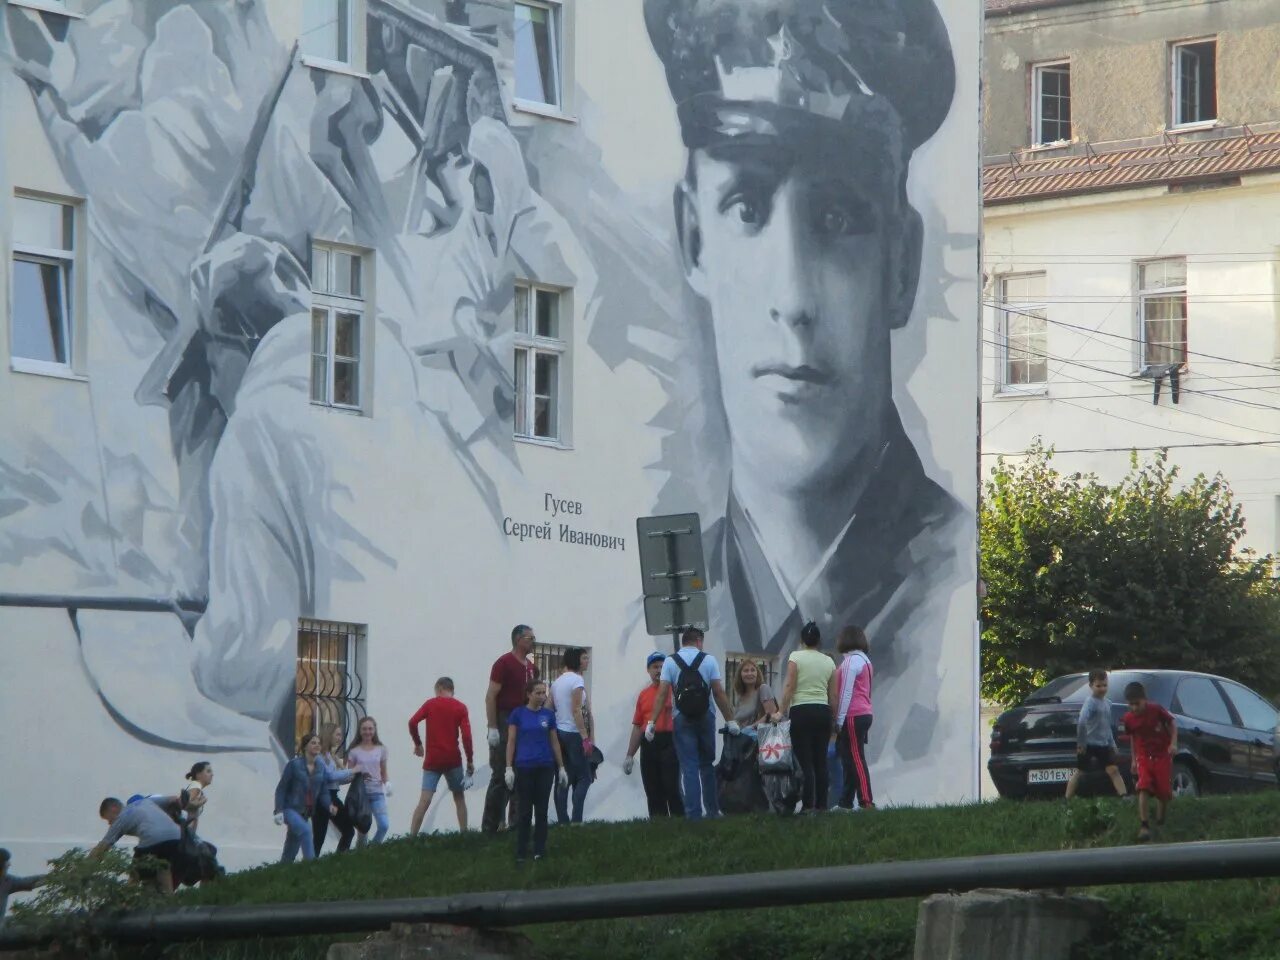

[0,0,981,875]
[984,176,1280,555]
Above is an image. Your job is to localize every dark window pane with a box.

[12,258,68,364]
[1221,682,1277,732]
[535,289,558,338]
[1176,677,1232,725]
[534,351,557,395]
[335,312,360,359]
[333,360,358,406]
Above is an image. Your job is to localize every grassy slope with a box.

[170,794,1280,960]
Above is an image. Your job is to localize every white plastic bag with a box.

[758,720,795,773]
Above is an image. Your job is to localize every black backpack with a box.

[673,651,711,719]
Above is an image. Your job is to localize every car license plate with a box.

[1028,768,1073,784]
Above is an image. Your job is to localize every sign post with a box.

[636,513,708,652]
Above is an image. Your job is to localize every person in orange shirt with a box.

[623,652,684,818]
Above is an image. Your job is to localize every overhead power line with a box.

[980,338,1280,436]
[982,439,1280,456]
[986,302,1280,380]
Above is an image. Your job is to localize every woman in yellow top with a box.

[775,622,838,812]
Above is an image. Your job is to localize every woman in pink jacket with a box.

[834,626,875,810]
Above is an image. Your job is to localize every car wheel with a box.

[1171,761,1199,798]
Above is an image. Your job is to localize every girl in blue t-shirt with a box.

[504,680,568,862]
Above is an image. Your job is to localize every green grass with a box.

[152,794,1280,959]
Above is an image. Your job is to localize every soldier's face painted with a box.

[680,143,902,492]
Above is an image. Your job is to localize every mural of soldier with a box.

[642,0,974,789]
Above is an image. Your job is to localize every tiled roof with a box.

[983,129,1280,205]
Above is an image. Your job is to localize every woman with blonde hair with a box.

[312,722,358,854]
[731,660,778,733]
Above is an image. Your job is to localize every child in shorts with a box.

[1122,681,1177,842]
[1065,668,1127,800]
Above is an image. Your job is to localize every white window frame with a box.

[299,0,366,76]
[996,273,1049,395]
[6,0,85,17]
[1170,38,1217,129]
[1136,258,1188,370]
[10,194,78,378]
[514,281,568,445]
[310,242,367,412]
[1031,61,1072,147]
[513,0,564,116]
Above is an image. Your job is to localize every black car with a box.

[988,669,1280,799]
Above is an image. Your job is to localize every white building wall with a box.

[983,175,1280,555]
[0,0,981,876]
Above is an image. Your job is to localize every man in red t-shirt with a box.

[622,652,683,818]
[481,624,539,834]
[1121,680,1178,842]
[408,677,475,835]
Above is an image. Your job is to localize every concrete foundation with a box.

[327,923,532,960]
[914,888,1106,960]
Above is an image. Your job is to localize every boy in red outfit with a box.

[1121,681,1177,842]
[408,677,475,835]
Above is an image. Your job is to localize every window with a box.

[1220,682,1278,733]
[310,243,365,410]
[514,0,561,108]
[1032,62,1071,146]
[1174,677,1232,725]
[11,195,75,373]
[295,619,367,749]
[724,653,779,710]
[301,0,352,65]
[532,641,592,729]
[1171,40,1216,127]
[997,273,1048,390]
[514,282,566,442]
[1138,258,1187,368]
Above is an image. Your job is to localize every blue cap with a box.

[646,651,666,666]
[126,794,145,805]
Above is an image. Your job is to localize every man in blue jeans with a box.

[647,627,739,820]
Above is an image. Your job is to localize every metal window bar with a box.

[295,619,367,753]
[532,643,592,732]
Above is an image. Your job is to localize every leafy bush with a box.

[981,442,1280,706]
[8,848,163,958]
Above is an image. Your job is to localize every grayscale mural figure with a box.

[643,0,969,771]
[0,0,977,846]
[2,0,593,752]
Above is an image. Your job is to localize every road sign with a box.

[636,513,706,597]
[642,592,709,636]
[636,513,708,638]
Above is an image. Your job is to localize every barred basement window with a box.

[295,619,367,751]
[724,653,778,710]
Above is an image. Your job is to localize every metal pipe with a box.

[2,837,1278,948]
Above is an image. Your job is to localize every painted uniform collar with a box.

[713,413,945,656]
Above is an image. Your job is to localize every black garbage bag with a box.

[345,776,373,834]
[716,731,769,815]
[174,825,223,887]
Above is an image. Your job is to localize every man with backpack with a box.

[647,627,739,820]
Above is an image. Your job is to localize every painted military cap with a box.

[644,0,955,154]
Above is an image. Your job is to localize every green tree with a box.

[980,441,1280,706]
